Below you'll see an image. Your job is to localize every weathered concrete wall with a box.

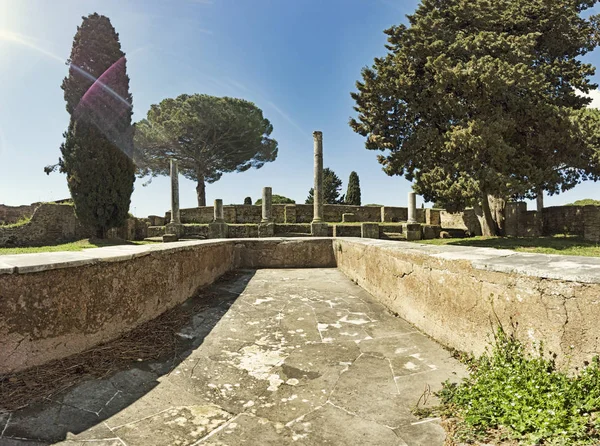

[0,204,92,247]
[0,238,336,374]
[5,237,600,375]
[233,238,335,269]
[0,203,39,225]
[334,238,600,369]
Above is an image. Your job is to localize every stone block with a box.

[422,224,441,240]
[402,223,422,241]
[257,222,275,238]
[342,213,356,223]
[425,209,441,226]
[162,233,178,242]
[285,205,297,223]
[311,222,329,237]
[208,222,228,239]
[148,215,165,226]
[332,225,362,238]
[361,223,379,239]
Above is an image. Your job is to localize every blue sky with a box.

[1,0,599,217]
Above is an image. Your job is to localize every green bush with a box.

[440,328,600,445]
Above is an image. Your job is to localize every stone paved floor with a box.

[0,269,467,446]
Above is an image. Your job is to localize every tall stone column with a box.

[311,131,329,237]
[312,131,324,223]
[170,159,180,224]
[164,159,184,241]
[407,191,417,223]
[261,187,272,223]
[214,199,224,222]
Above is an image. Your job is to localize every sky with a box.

[1,0,599,217]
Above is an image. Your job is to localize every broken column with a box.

[208,199,228,239]
[164,159,184,241]
[407,191,417,223]
[403,191,422,240]
[258,187,274,237]
[311,131,328,236]
[261,187,272,222]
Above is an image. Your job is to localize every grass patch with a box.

[0,215,32,228]
[433,328,600,445]
[0,238,156,255]
[417,235,600,257]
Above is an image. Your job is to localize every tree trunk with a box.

[480,193,498,236]
[489,196,506,236]
[196,173,206,207]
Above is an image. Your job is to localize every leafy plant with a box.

[440,328,600,445]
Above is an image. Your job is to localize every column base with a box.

[258,222,275,237]
[165,222,185,240]
[311,222,329,237]
[208,222,228,239]
[361,223,379,239]
[403,223,422,241]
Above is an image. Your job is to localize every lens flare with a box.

[0,29,136,159]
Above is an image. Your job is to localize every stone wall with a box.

[542,206,586,236]
[334,238,600,369]
[0,204,92,247]
[0,238,336,374]
[0,203,38,225]
[167,204,426,224]
[584,205,600,242]
[440,209,482,235]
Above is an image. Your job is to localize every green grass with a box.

[417,235,600,257]
[435,328,600,445]
[0,215,32,228]
[0,238,157,255]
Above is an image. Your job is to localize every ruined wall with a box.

[542,206,586,236]
[584,206,600,242]
[0,204,92,247]
[0,203,39,225]
[440,209,482,235]
[334,238,600,369]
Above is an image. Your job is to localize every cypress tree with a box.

[59,13,135,238]
[345,171,361,205]
[244,197,252,205]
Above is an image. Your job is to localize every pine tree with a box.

[345,171,361,205]
[58,13,135,238]
[350,0,600,235]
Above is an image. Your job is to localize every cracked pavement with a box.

[0,269,467,446]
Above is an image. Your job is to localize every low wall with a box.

[334,238,600,369]
[167,204,427,224]
[0,238,335,374]
[4,237,600,375]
